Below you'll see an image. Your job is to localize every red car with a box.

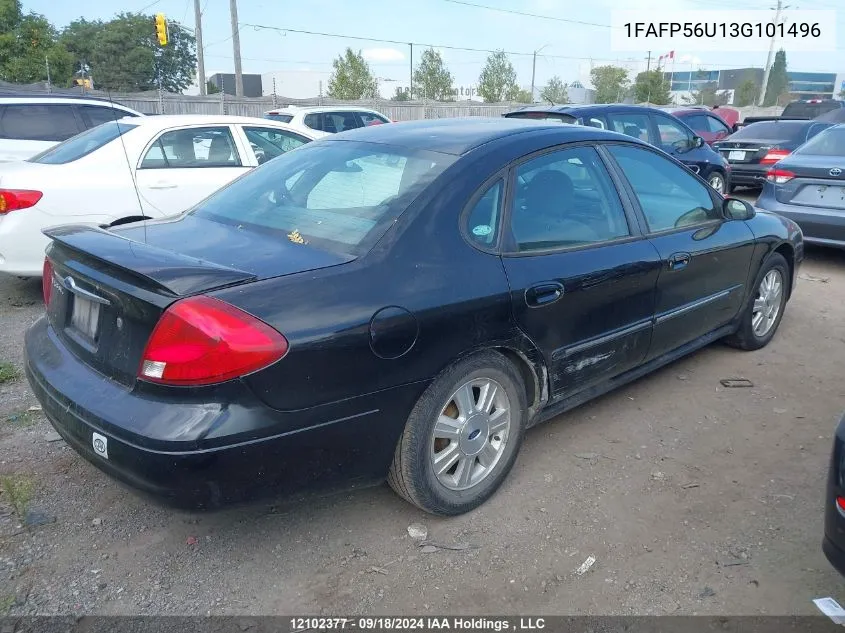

[659,107,735,145]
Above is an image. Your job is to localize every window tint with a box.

[509,146,630,252]
[653,114,693,152]
[466,180,503,247]
[607,144,719,232]
[359,112,389,126]
[0,104,80,141]
[607,112,650,142]
[795,126,845,156]
[140,127,241,169]
[683,114,710,134]
[706,115,730,135]
[323,111,361,133]
[243,127,309,164]
[192,142,455,255]
[303,113,322,130]
[79,105,128,129]
[29,121,138,165]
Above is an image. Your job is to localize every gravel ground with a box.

[1,210,845,616]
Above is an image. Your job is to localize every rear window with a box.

[505,112,575,123]
[782,102,839,118]
[29,121,138,165]
[730,121,810,140]
[192,141,456,255]
[264,113,294,123]
[794,126,845,156]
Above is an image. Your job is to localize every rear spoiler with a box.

[43,224,257,297]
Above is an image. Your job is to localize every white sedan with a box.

[0,115,317,277]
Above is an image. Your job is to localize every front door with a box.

[500,144,661,401]
[135,125,251,217]
[603,143,755,361]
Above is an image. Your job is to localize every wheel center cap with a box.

[460,414,489,456]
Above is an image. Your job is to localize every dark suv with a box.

[504,104,731,194]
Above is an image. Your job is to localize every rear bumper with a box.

[24,316,425,508]
[823,536,845,578]
[728,165,769,187]
[756,194,845,247]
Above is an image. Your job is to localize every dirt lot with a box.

[1,237,845,616]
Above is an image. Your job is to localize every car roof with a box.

[114,114,314,134]
[0,95,140,110]
[265,105,385,115]
[321,116,643,155]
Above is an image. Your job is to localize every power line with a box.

[135,0,162,13]
[440,0,615,28]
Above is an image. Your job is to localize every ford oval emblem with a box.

[831,168,843,177]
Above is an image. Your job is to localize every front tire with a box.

[708,172,726,194]
[387,351,527,516]
[725,252,789,350]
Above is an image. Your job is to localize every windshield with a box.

[192,140,456,256]
[29,121,138,164]
[731,121,809,140]
[264,113,294,123]
[795,126,845,156]
[782,102,839,118]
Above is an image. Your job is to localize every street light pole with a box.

[530,44,549,103]
[229,0,243,97]
[759,0,786,106]
[195,0,206,95]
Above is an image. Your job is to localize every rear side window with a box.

[29,121,138,164]
[303,113,322,130]
[323,112,361,133]
[0,104,80,141]
[79,105,131,129]
[466,180,503,247]
[733,121,811,140]
[795,126,845,156]
[706,115,730,135]
[192,141,456,255]
[682,114,710,133]
[607,112,650,142]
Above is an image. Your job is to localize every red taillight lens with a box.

[138,296,288,386]
[837,497,845,513]
[766,168,795,184]
[42,258,53,305]
[0,189,42,214]
[760,149,791,165]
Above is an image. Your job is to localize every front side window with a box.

[359,112,389,126]
[29,121,138,164]
[607,144,719,233]
[653,114,694,152]
[243,127,309,164]
[580,115,608,129]
[683,114,710,134]
[706,115,730,136]
[324,112,361,133]
[509,146,630,252]
[140,127,241,169]
[192,141,455,255]
[607,112,650,142]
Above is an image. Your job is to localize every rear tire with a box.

[725,253,789,351]
[388,351,527,516]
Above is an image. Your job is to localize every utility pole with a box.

[531,51,537,103]
[194,0,206,95]
[409,43,413,99]
[229,0,243,97]
[45,56,51,93]
[759,0,785,106]
[646,51,651,72]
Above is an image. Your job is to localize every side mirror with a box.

[693,135,705,149]
[723,197,755,221]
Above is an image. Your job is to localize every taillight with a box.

[42,258,53,305]
[766,168,795,184]
[760,149,791,165]
[138,296,288,386]
[0,189,42,214]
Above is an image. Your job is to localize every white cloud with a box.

[362,48,406,62]
[678,54,702,65]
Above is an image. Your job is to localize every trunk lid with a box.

[714,137,791,166]
[772,156,845,209]
[43,216,355,386]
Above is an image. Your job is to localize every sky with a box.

[23,0,845,98]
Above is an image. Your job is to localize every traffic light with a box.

[155,13,168,46]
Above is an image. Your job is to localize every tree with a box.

[412,48,454,101]
[763,49,788,106]
[59,18,103,73]
[0,0,74,85]
[735,74,760,107]
[510,87,532,103]
[590,65,629,104]
[391,86,411,101]
[205,79,220,94]
[327,48,377,100]
[478,50,518,102]
[682,74,728,107]
[540,75,568,104]
[633,70,671,104]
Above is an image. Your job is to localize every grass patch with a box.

[0,593,13,615]
[0,475,35,520]
[0,362,19,384]
[2,410,39,428]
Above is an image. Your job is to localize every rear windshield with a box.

[782,102,839,118]
[504,112,575,123]
[730,121,809,140]
[29,121,138,164]
[264,113,294,123]
[795,126,845,156]
[192,140,456,256]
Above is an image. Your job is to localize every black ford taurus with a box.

[25,118,804,515]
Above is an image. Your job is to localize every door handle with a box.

[668,252,691,271]
[149,181,177,189]
[525,282,565,307]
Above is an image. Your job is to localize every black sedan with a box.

[714,119,832,191]
[756,124,845,248]
[25,118,804,515]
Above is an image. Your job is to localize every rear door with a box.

[498,144,661,401]
[134,125,251,216]
[604,143,755,361]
